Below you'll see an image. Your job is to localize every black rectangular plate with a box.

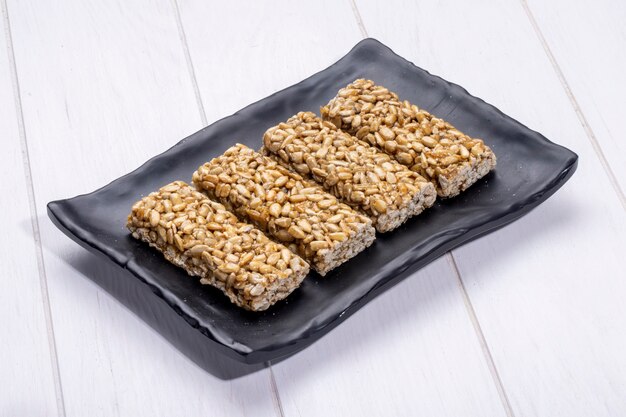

[48,39,577,366]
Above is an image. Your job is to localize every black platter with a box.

[48,39,577,375]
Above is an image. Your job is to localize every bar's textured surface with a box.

[321,79,497,197]
[192,144,375,275]
[127,181,309,311]
[262,112,436,232]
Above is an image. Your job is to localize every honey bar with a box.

[192,144,375,275]
[127,181,309,311]
[321,79,496,197]
[263,112,436,232]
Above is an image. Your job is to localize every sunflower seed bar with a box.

[192,144,375,276]
[262,112,436,232]
[321,79,497,198]
[127,181,309,311]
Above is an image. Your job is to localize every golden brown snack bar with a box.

[321,79,496,197]
[127,181,309,311]
[192,144,375,275]
[262,112,436,232]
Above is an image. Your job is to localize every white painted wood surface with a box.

[177,1,509,415]
[176,0,362,123]
[272,257,508,417]
[525,0,626,205]
[0,7,59,416]
[354,0,626,416]
[3,0,625,416]
[4,0,276,416]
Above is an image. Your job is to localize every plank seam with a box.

[173,3,287,413]
[448,253,515,417]
[348,1,516,414]
[269,365,286,417]
[171,0,208,126]
[348,0,368,38]
[519,0,626,211]
[1,1,66,415]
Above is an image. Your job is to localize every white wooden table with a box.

[2,0,625,416]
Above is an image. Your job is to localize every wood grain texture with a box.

[354,0,626,415]
[179,1,509,415]
[272,258,508,417]
[177,0,365,122]
[525,0,626,202]
[7,0,624,414]
[6,0,277,415]
[0,9,59,416]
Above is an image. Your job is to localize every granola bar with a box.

[127,181,309,311]
[192,144,375,275]
[321,79,497,197]
[262,112,436,232]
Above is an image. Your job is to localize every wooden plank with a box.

[272,258,508,417]
[179,1,510,415]
[6,0,277,415]
[177,0,367,122]
[0,7,59,416]
[354,0,626,416]
[525,0,626,203]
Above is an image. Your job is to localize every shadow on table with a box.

[68,252,280,379]
[31,213,284,379]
